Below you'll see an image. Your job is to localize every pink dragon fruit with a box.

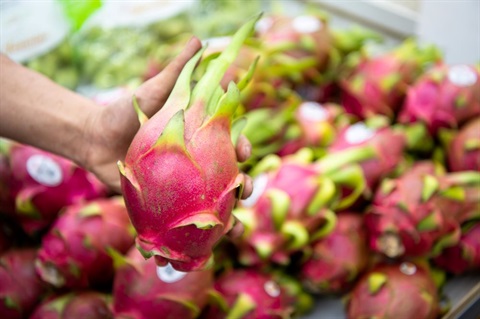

[300,212,370,294]
[204,268,311,319]
[29,292,113,319]
[347,261,440,319]
[277,101,349,157]
[0,248,47,319]
[118,16,260,271]
[0,142,108,235]
[328,121,406,196]
[447,117,480,172]
[433,222,480,275]
[399,64,480,134]
[340,40,441,119]
[35,197,135,289]
[112,246,214,319]
[234,151,338,266]
[365,161,480,258]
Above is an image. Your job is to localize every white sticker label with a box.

[292,15,322,34]
[26,155,63,187]
[344,123,375,145]
[82,0,192,30]
[299,101,328,121]
[264,280,281,297]
[399,262,417,275]
[241,173,269,208]
[0,2,70,63]
[156,263,187,283]
[255,16,274,34]
[448,65,478,87]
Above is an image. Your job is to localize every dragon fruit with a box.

[255,14,332,81]
[0,248,47,319]
[0,142,107,235]
[365,161,480,258]
[112,246,214,319]
[446,117,480,172]
[35,197,135,289]
[433,222,480,275]
[29,292,113,319]
[347,261,440,319]
[398,64,480,135]
[118,16,260,272]
[204,268,311,319]
[327,121,406,197]
[233,150,338,266]
[340,40,441,119]
[300,212,369,294]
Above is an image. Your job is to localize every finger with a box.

[135,36,203,117]
[235,134,252,163]
[226,217,245,239]
[241,173,253,199]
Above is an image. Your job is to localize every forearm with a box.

[0,54,97,165]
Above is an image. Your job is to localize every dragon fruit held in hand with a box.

[399,64,480,135]
[300,212,369,294]
[433,222,480,275]
[30,292,113,319]
[35,197,135,289]
[0,142,107,235]
[112,246,214,319]
[446,117,480,172]
[340,40,441,119]
[118,16,260,271]
[365,161,480,258]
[347,261,440,319]
[0,248,47,319]
[205,268,310,319]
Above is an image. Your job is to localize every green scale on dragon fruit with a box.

[0,141,107,236]
[202,268,312,319]
[299,211,370,294]
[340,39,441,120]
[365,160,480,259]
[346,261,440,319]
[398,64,480,135]
[0,248,48,319]
[118,15,261,272]
[112,246,213,319]
[233,146,381,267]
[35,197,135,289]
[29,291,113,319]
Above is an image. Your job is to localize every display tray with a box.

[302,274,480,319]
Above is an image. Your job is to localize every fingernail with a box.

[244,144,252,158]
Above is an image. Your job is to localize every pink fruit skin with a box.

[329,125,406,192]
[207,269,295,319]
[347,262,440,319]
[30,292,113,319]
[448,117,480,172]
[113,247,213,319]
[365,162,461,258]
[399,64,480,134]
[3,144,107,235]
[237,162,334,265]
[35,197,134,289]
[300,212,369,293]
[341,55,410,119]
[433,223,480,275]
[0,249,47,319]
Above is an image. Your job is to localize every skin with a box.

[0,37,253,200]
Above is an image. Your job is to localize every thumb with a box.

[134,36,203,117]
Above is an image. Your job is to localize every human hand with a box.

[81,37,253,198]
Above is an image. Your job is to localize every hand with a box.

[82,37,253,198]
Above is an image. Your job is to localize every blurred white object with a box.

[416,0,480,64]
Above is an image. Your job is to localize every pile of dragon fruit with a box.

[1,13,479,319]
